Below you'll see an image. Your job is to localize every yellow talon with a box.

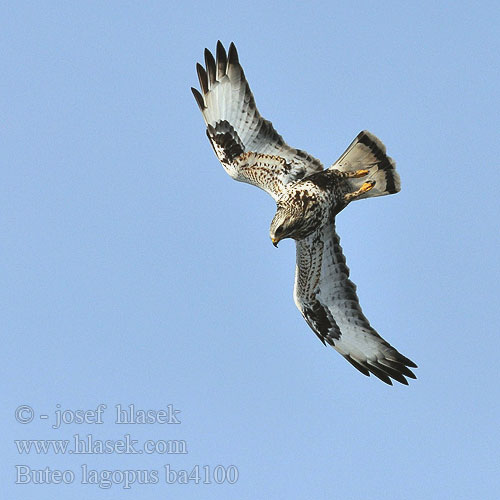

[343,180,376,202]
[360,181,375,193]
[354,169,369,178]
[341,169,370,178]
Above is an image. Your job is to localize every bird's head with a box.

[269,204,306,247]
[269,205,292,247]
[270,194,319,247]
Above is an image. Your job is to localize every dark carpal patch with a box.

[207,121,245,164]
[303,300,341,344]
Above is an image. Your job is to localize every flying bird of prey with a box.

[191,42,417,385]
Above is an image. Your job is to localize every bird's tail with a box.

[331,130,400,200]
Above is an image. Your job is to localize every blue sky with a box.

[2,1,499,499]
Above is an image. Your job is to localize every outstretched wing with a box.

[191,41,323,200]
[294,221,417,385]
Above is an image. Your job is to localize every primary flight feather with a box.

[191,42,417,385]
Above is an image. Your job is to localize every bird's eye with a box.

[275,226,283,235]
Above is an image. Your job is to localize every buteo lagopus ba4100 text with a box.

[191,42,417,385]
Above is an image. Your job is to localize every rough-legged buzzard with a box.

[191,42,417,385]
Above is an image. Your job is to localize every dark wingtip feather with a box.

[228,42,239,65]
[375,362,409,385]
[216,40,227,79]
[379,358,417,380]
[344,355,370,377]
[196,63,208,94]
[400,355,418,368]
[370,366,393,385]
[191,87,205,111]
[366,363,393,385]
[204,48,216,85]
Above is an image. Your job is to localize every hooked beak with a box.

[271,237,280,248]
